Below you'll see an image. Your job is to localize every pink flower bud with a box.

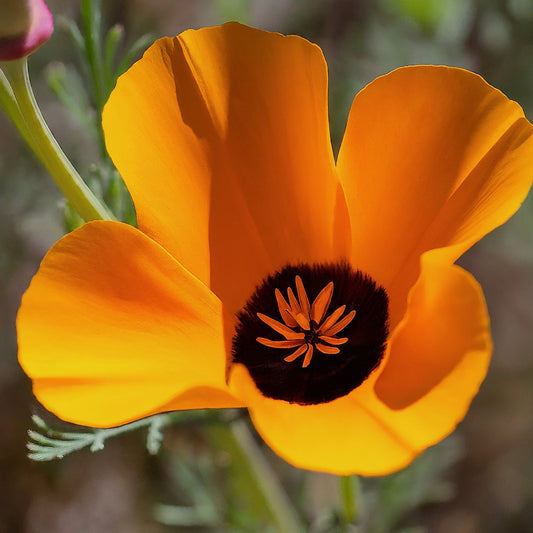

[0,0,53,60]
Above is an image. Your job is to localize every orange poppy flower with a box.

[17,23,533,476]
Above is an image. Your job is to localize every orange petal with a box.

[230,329,489,475]
[337,65,533,325]
[103,23,348,314]
[374,251,491,409]
[17,221,242,428]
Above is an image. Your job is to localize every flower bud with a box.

[0,0,53,60]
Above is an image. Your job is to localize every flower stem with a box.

[0,68,37,152]
[80,0,108,159]
[0,58,114,222]
[340,475,360,531]
[229,418,305,533]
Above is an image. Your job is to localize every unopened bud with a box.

[0,0,53,60]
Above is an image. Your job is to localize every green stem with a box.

[1,58,114,222]
[230,419,305,533]
[82,0,105,111]
[340,475,360,531]
[81,0,108,159]
[0,68,37,152]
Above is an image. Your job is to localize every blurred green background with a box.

[1,1,533,532]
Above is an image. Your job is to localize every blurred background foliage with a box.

[1,0,533,532]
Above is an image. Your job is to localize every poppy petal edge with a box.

[17,221,239,428]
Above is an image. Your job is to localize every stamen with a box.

[256,277,350,368]
[295,275,311,317]
[293,312,310,331]
[318,335,348,346]
[282,309,299,326]
[257,338,305,349]
[318,304,346,333]
[287,287,301,315]
[257,313,304,340]
[275,288,299,328]
[316,343,340,355]
[302,344,314,368]
[321,310,356,336]
[310,281,334,323]
[284,343,308,362]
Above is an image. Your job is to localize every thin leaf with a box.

[103,24,124,94]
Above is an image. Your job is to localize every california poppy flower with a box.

[17,23,533,475]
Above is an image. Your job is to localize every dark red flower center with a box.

[232,262,389,404]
